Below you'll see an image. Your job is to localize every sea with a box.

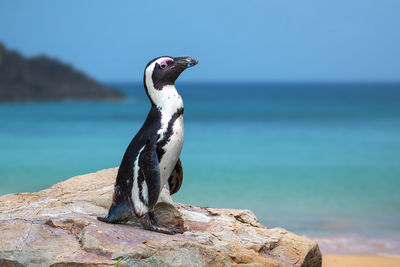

[1,82,400,255]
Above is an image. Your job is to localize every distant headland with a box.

[0,43,125,102]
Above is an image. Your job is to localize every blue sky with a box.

[1,0,399,82]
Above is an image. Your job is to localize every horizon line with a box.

[104,80,400,85]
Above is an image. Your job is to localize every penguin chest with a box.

[158,115,184,188]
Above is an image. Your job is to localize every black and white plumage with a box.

[98,56,198,234]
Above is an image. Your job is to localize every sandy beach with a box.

[323,254,400,267]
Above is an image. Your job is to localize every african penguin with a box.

[98,56,198,234]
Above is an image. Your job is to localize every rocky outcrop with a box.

[0,43,124,102]
[0,168,322,267]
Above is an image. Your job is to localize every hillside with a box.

[0,43,124,102]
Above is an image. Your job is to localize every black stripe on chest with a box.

[156,107,184,161]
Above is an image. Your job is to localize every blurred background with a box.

[1,1,399,255]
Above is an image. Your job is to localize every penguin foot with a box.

[149,211,184,234]
[139,213,179,235]
[148,211,168,227]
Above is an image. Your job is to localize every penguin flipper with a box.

[98,135,160,224]
[139,133,162,208]
[137,135,180,234]
[168,158,183,195]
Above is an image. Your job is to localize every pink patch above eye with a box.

[160,58,173,66]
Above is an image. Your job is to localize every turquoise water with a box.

[1,82,400,252]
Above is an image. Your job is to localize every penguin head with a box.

[144,56,198,92]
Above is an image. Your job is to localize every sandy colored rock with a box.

[0,167,322,267]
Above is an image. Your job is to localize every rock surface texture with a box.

[0,168,322,267]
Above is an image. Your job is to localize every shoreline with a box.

[311,234,400,257]
[323,254,400,267]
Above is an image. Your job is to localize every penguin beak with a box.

[173,57,198,70]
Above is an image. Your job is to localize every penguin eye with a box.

[159,58,173,69]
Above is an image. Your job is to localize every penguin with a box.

[98,56,198,235]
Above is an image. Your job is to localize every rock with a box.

[0,43,125,102]
[0,168,322,267]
